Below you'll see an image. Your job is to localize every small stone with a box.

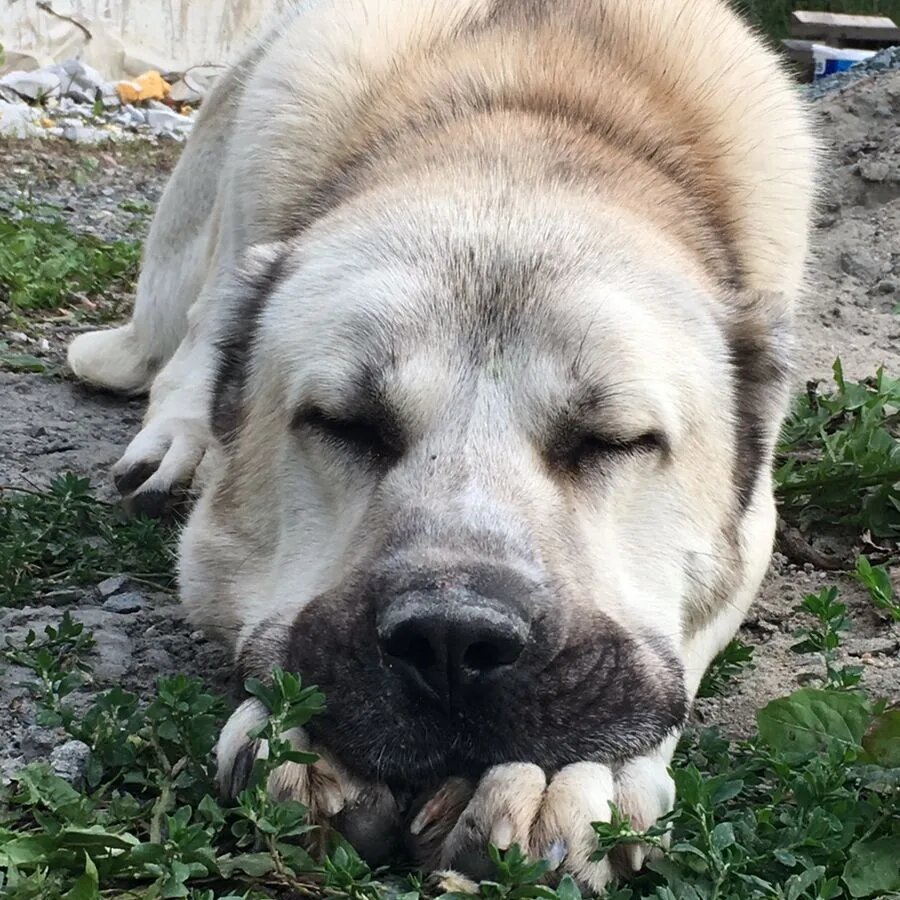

[844,636,898,656]
[63,123,108,144]
[858,159,894,183]
[49,59,107,105]
[0,69,62,102]
[0,101,43,139]
[840,249,883,282]
[875,279,897,294]
[145,108,192,133]
[22,724,58,754]
[102,592,146,613]
[40,588,83,605]
[96,575,130,598]
[169,78,203,105]
[49,740,91,788]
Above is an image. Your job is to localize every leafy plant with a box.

[1,593,897,900]
[696,639,755,699]
[0,473,175,606]
[853,556,900,621]
[790,586,863,690]
[0,202,141,313]
[775,361,900,538]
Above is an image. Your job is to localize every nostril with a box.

[384,628,436,670]
[463,637,521,671]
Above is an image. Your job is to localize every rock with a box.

[49,59,108,104]
[0,69,62,101]
[169,66,220,106]
[168,78,203,105]
[90,630,134,681]
[49,741,92,788]
[0,101,42,139]
[22,724,58,754]
[102,592,147,613]
[145,108,192,133]
[40,588,85,605]
[840,248,884,282]
[858,159,894,183]
[97,575,130,598]
[875,279,898,294]
[62,123,109,144]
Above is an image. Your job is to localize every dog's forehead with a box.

[272,236,696,354]
[261,234,719,436]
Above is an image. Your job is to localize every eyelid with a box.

[585,430,669,456]
[293,404,405,466]
[549,427,668,474]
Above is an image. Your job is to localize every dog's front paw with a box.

[216,698,402,863]
[411,757,674,893]
[112,406,213,517]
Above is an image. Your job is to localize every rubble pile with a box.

[0,59,216,143]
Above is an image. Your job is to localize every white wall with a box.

[0,0,291,77]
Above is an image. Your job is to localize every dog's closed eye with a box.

[295,405,405,469]
[549,429,667,475]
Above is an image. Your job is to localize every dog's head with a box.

[180,177,790,788]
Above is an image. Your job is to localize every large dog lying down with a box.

[67,0,816,889]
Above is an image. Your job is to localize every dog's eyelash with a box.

[296,405,403,466]
[554,430,666,473]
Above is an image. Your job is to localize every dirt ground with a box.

[1,70,899,777]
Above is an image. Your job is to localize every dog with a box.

[67,0,816,889]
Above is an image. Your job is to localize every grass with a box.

[737,0,900,40]
[0,201,141,316]
[0,474,176,606]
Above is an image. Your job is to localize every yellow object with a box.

[116,70,171,104]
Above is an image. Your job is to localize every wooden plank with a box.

[780,39,817,83]
[790,10,900,44]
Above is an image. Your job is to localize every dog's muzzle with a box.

[282,561,687,787]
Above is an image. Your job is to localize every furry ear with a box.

[722,290,795,512]
[211,242,291,445]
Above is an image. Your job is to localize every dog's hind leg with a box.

[67,137,225,395]
[66,43,266,395]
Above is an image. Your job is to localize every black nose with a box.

[378,591,530,710]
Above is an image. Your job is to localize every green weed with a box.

[696,639,755,700]
[0,202,140,313]
[853,556,900,621]
[595,586,899,900]
[775,361,900,539]
[0,473,175,606]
